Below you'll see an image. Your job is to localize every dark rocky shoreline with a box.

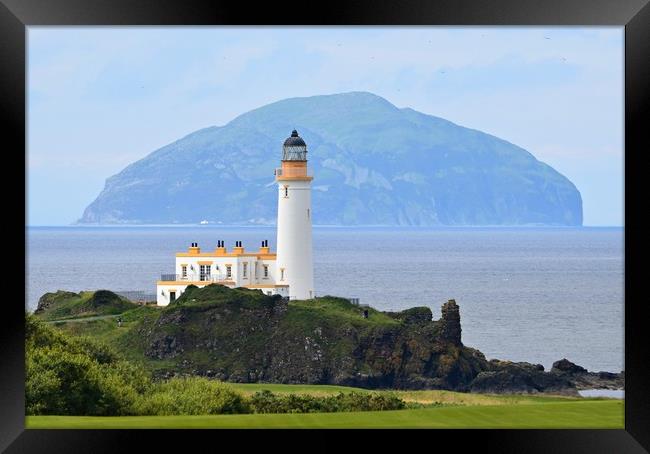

[469,358,623,396]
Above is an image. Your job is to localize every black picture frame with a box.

[3,0,648,451]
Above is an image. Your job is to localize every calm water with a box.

[26,226,624,373]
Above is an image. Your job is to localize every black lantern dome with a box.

[282,130,308,161]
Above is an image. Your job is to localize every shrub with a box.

[26,344,141,415]
[136,377,249,415]
[249,390,406,414]
[26,314,146,416]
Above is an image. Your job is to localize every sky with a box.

[27,27,624,226]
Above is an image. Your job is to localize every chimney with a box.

[215,240,226,255]
[189,242,200,254]
[259,239,270,254]
[233,241,244,254]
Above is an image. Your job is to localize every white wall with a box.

[276,179,314,300]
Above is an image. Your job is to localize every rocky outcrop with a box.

[440,299,462,346]
[132,285,488,390]
[42,285,622,394]
[470,360,577,395]
[551,358,588,374]
[550,358,624,390]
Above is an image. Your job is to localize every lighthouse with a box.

[154,130,315,306]
[275,130,315,300]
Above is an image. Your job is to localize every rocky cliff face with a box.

[113,285,618,393]
[134,286,487,390]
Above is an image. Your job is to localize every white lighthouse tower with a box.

[275,130,314,300]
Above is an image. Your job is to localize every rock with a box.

[471,361,577,395]
[598,371,618,380]
[136,286,487,390]
[53,284,621,395]
[551,358,588,374]
[440,299,461,346]
[545,359,624,391]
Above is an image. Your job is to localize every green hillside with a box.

[79,91,582,226]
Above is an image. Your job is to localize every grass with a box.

[37,290,138,321]
[26,400,623,429]
[289,297,400,327]
[24,382,623,429]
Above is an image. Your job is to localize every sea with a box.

[26,226,624,374]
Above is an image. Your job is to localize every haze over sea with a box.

[26,226,623,373]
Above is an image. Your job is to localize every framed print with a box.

[2,0,649,452]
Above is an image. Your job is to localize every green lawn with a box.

[26,400,623,429]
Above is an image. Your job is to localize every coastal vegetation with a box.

[27,287,623,428]
[27,314,407,417]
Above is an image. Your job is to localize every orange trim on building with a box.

[276,176,313,182]
[176,252,276,259]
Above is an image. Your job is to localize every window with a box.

[170,291,176,302]
[263,265,269,278]
[284,186,289,198]
[243,263,248,278]
[200,265,211,281]
[226,265,232,279]
[181,265,187,279]
[280,268,285,281]
[267,291,272,295]
[307,208,310,219]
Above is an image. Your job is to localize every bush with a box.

[249,390,406,414]
[136,377,249,415]
[26,314,147,416]
[26,344,141,415]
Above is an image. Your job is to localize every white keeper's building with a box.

[156,130,315,306]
